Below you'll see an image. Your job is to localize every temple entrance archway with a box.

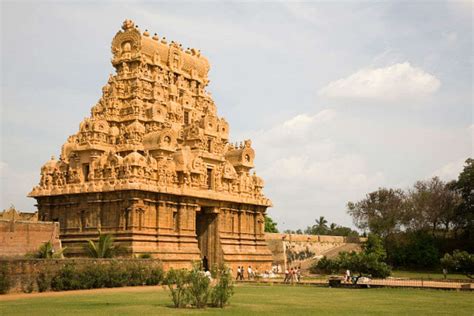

[196,207,220,269]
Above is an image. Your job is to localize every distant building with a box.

[0,207,61,257]
[0,206,37,221]
[29,20,272,270]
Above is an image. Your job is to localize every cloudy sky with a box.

[1,1,472,230]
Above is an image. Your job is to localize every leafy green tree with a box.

[441,250,474,279]
[347,188,405,237]
[264,215,279,233]
[453,158,474,240]
[406,177,460,235]
[339,252,391,283]
[385,231,439,269]
[363,234,386,261]
[84,234,122,258]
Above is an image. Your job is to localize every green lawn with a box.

[391,270,470,280]
[2,285,473,315]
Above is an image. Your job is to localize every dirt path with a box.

[0,285,165,301]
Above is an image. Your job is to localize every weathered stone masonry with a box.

[29,19,272,271]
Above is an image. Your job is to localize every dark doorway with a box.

[196,208,219,268]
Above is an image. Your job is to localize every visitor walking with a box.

[247,266,253,280]
[296,266,301,283]
[202,256,209,272]
[345,269,351,283]
[236,266,241,280]
[284,268,290,283]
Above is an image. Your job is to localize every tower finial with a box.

[122,19,135,31]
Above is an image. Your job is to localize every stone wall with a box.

[0,220,61,257]
[264,233,366,271]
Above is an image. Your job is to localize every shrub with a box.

[36,272,51,292]
[84,234,123,258]
[51,263,82,291]
[165,268,190,308]
[310,256,340,274]
[31,241,66,259]
[186,263,211,308]
[146,266,164,285]
[139,253,152,259]
[210,264,234,308]
[441,250,474,279]
[0,264,11,294]
[22,279,35,293]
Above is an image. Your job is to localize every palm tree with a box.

[35,241,66,259]
[315,216,328,230]
[329,223,337,232]
[84,234,122,258]
[312,216,329,235]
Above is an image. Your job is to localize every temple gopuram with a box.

[29,19,273,270]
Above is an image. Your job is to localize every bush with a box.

[51,263,82,291]
[165,268,190,308]
[36,272,51,292]
[22,279,34,293]
[210,264,234,308]
[0,264,11,294]
[146,267,164,285]
[186,263,211,308]
[441,250,474,279]
[310,256,340,274]
[385,231,439,269]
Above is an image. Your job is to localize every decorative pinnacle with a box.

[122,19,135,31]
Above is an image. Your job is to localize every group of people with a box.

[235,266,258,280]
[283,266,301,283]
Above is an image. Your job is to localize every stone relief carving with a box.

[30,19,270,207]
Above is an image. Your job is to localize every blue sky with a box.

[1,1,472,230]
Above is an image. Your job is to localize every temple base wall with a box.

[34,190,272,270]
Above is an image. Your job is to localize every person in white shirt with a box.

[247,266,253,280]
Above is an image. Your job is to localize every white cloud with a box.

[430,158,466,181]
[250,109,386,229]
[318,62,441,102]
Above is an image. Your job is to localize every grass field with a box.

[390,270,470,280]
[1,284,473,315]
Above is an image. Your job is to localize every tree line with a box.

[347,158,473,269]
[265,215,359,237]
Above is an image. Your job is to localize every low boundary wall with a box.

[264,233,366,270]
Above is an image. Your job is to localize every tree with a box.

[453,158,474,240]
[363,234,386,261]
[314,216,328,233]
[339,252,391,283]
[347,188,405,237]
[264,216,279,233]
[310,234,391,283]
[441,250,474,279]
[84,234,122,258]
[406,177,460,235]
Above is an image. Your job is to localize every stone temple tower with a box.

[29,19,273,270]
